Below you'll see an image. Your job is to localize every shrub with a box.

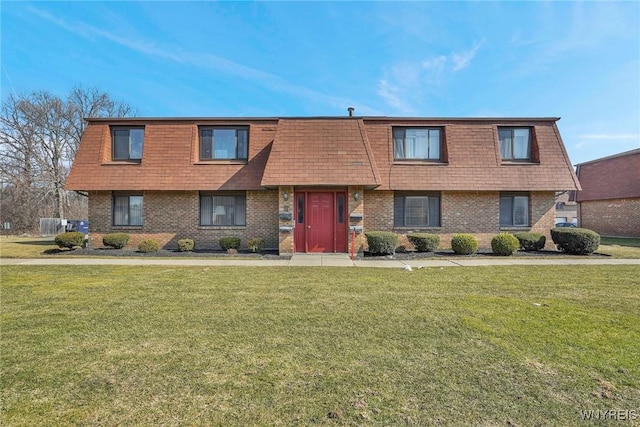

[177,238,194,252]
[551,227,600,255]
[514,232,546,251]
[365,231,399,255]
[491,233,520,256]
[138,239,160,253]
[451,234,478,255]
[103,233,130,249]
[54,231,85,249]
[406,233,440,252]
[247,237,266,253]
[219,237,241,251]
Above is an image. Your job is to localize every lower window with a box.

[500,193,529,226]
[113,194,143,226]
[394,192,440,227]
[200,193,246,226]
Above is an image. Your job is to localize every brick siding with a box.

[87,190,279,250]
[88,189,556,252]
[578,198,640,237]
[362,190,555,250]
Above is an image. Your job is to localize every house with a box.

[554,191,578,225]
[575,148,640,237]
[65,115,580,254]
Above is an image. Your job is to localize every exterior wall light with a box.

[283,190,289,201]
[354,191,360,201]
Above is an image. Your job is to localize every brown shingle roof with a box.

[66,119,278,191]
[363,118,580,191]
[260,119,380,187]
[575,148,640,201]
[66,116,580,193]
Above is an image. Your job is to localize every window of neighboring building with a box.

[113,194,143,226]
[200,193,246,226]
[394,192,441,227]
[500,193,529,227]
[393,128,442,160]
[112,127,144,161]
[498,128,531,161]
[199,127,249,160]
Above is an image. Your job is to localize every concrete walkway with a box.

[2,254,640,268]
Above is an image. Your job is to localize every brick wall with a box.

[362,190,556,249]
[579,198,640,237]
[87,190,279,250]
[278,186,295,254]
[88,189,557,252]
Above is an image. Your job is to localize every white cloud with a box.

[379,41,485,112]
[421,55,447,70]
[377,80,414,114]
[28,6,383,115]
[578,134,638,140]
[574,134,639,149]
[451,40,485,71]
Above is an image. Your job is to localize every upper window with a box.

[393,128,441,160]
[500,193,529,227]
[200,193,246,226]
[499,128,530,161]
[394,192,441,227]
[112,127,144,161]
[113,194,143,226]
[200,127,248,160]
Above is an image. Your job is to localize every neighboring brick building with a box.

[66,116,580,254]
[554,191,578,224]
[575,149,640,237]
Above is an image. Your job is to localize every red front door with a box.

[294,191,347,253]
[307,192,334,252]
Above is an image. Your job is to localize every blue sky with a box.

[2,1,639,165]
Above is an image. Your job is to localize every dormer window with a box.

[499,128,530,161]
[112,127,144,161]
[200,127,249,160]
[393,127,442,160]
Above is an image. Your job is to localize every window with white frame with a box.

[500,193,529,227]
[112,127,144,161]
[394,192,441,227]
[200,193,246,226]
[113,194,143,226]
[393,128,442,160]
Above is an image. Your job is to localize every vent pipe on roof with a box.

[348,107,354,117]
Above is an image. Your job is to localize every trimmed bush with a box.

[138,239,160,253]
[219,237,241,251]
[103,233,130,249]
[551,227,600,255]
[365,231,399,255]
[247,237,266,253]
[54,231,85,249]
[514,232,546,251]
[177,238,194,252]
[491,233,520,256]
[406,233,440,252]
[451,234,478,255]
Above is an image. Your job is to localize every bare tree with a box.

[0,87,136,233]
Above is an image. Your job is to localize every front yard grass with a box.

[2,265,639,426]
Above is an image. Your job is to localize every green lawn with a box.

[2,265,639,426]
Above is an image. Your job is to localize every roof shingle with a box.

[66,116,580,192]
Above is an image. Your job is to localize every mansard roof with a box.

[66,116,580,192]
